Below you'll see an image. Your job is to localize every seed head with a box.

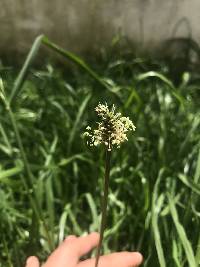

[84,103,136,151]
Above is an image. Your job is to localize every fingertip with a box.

[26,256,39,267]
[87,232,100,247]
[132,252,143,265]
[89,232,100,240]
[74,232,100,257]
[78,251,143,267]
[116,252,143,267]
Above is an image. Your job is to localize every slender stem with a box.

[95,150,111,267]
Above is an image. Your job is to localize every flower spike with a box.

[84,102,136,151]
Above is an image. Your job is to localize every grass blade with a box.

[194,149,200,183]
[67,94,91,152]
[9,35,44,104]
[172,239,183,267]
[42,37,109,90]
[58,204,71,243]
[151,169,166,267]
[9,35,109,106]
[85,193,99,230]
[178,174,200,196]
[137,71,185,105]
[168,194,197,267]
[0,166,23,182]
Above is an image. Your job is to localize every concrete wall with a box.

[0,0,200,58]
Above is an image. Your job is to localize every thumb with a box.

[25,256,40,267]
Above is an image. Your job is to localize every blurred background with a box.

[1,0,200,58]
[0,1,200,267]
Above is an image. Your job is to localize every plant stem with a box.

[95,150,111,267]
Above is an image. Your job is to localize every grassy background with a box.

[0,50,200,267]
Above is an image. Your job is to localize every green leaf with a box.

[67,94,91,152]
[151,169,167,267]
[0,166,23,182]
[168,194,197,267]
[178,174,200,196]
[137,71,185,105]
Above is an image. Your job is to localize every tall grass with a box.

[0,38,200,266]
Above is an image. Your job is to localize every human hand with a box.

[25,232,143,267]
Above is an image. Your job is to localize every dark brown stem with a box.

[95,149,111,267]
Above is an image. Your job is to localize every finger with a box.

[64,235,77,244]
[78,252,143,267]
[44,233,99,267]
[25,256,40,267]
[43,235,77,267]
[70,232,99,258]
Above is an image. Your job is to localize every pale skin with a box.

[25,232,143,267]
